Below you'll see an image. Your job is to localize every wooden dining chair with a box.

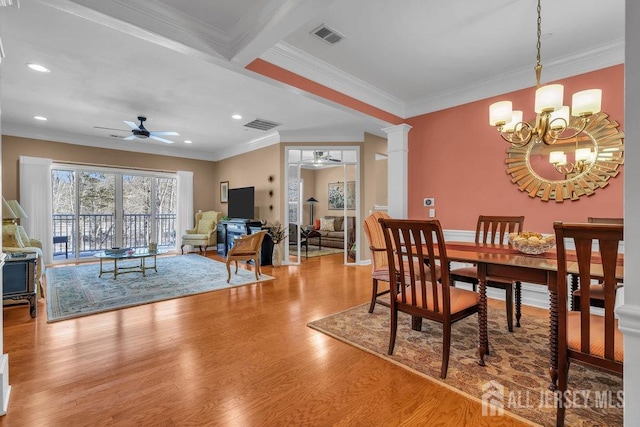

[225,230,266,283]
[363,212,440,313]
[379,218,479,379]
[570,217,624,310]
[449,215,524,332]
[554,221,623,426]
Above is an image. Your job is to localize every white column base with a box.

[0,354,11,415]
[616,304,640,426]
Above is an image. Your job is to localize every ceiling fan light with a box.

[571,89,602,116]
[489,101,512,126]
[534,84,564,113]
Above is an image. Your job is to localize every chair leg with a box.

[226,261,232,283]
[515,281,522,327]
[411,316,422,331]
[180,244,185,255]
[369,279,379,313]
[556,360,570,427]
[505,284,514,332]
[234,260,239,274]
[388,308,398,355]
[254,256,260,280]
[441,322,452,379]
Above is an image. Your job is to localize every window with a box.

[52,166,177,260]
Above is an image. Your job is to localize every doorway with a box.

[284,147,360,265]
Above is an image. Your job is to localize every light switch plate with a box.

[429,208,435,218]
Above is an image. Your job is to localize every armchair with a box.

[226,230,266,283]
[2,224,45,297]
[180,210,222,256]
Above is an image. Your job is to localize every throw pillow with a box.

[3,227,25,248]
[16,225,30,245]
[320,217,335,232]
[314,219,320,230]
[197,219,214,234]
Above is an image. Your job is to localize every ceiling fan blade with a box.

[95,126,129,132]
[124,121,140,130]
[150,135,175,144]
[150,131,179,136]
[123,135,137,140]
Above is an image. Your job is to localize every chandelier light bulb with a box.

[571,89,602,117]
[502,110,523,132]
[489,101,513,126]
[549,106,570,130]
[534,84,564,113]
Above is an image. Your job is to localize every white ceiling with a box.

[0,0,624,161]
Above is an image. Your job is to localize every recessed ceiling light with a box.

[184,140,192,144]
[232,114,242,120]
[27,63,50,73]
[34,116,47,121]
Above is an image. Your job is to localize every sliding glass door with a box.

[52,166,177,261]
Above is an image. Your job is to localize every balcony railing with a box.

[52,213,176,258]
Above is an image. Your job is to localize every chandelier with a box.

[488,0,602,149]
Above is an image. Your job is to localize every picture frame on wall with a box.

[328,181,355,210]
[220,181,229,203]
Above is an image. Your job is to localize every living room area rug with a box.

[298,245,343,258]
[46,254,274,322]
[308,303,623,426]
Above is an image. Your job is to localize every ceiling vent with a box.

[311,24,344,45]
[244,118,281,131]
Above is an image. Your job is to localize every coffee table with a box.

[94,248,167,278]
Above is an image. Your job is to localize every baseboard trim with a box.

[0,354,11,416]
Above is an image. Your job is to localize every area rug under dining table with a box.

[46,254,274,322]
[308,303,623,426]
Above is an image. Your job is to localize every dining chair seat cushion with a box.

[373,262,441,282]
[450,266,513,285]
[567,312,624,362]
[396,281,480,313]
[572,283,605,301]
[450,266,477,279]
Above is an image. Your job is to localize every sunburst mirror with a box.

[505,112,624,202]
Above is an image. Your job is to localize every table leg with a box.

[27,294,37,318]
[549,274,559,390]
[570,273,578,311]
[477,264,488,366]
[515,281,522,327]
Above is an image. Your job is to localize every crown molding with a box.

[405,39,625,118]
[3,125,219,161]
[278,129,364,143]
[212,132,281,161]
[262,42,406,118]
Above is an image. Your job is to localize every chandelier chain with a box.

[535,0,542,87]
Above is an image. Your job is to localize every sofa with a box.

[2,224,45,297]
[307,215,355,249]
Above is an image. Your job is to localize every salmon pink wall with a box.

[406,65,624,233]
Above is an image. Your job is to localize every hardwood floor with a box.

[2,253,529,426]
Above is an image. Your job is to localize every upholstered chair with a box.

[180,210,222,256]
[449,215,524,332]
[380,218,479,379]
[2,224,45,297]
[554,221,623,426]
[226,230,267,283]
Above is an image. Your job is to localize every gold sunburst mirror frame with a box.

[505,112,624,202]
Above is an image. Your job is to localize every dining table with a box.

[437,241,624,390]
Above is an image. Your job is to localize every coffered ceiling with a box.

[0,0,624,160]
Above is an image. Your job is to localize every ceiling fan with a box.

[123,116,179,144]
[313,151,341,162]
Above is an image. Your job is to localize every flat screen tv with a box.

[228,186,255,219]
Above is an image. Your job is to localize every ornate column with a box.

[383,124,411,219]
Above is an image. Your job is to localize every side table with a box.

[2,252,37,318]
[300,229,322,258]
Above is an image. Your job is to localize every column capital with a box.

[382,124,411,153]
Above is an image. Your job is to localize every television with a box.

[228,186,255,219]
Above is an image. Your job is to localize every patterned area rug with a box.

[308,303,623,426]
[46,254,274,322]
[303,245,343,258]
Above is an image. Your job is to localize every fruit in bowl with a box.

[508,231,556,254]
